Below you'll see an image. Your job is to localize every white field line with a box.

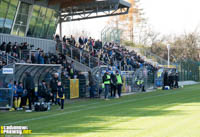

[4,89,193,126]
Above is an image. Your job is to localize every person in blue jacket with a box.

[16,82,24,110]
[57,81,65,110]
[12,81,18,110]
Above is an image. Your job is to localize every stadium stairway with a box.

[125,46,176,67]
[0,53,21,64]
[58,41,106,72]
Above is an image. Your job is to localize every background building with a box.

[0,0,59,39]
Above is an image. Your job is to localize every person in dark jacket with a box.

[23,72,35,111]
[163,70,168,90]
[16,82,24,110]
[12,42,18,56]
[31,53,36,64]
[6,42,12,54]
[79,37,84,46]
[110,73,117,97]
[174,72,179,88]
[0,42,6,52]
[88,71,95,98]
[38,80,51,102]
[168,72,174,89]
[50,73,59,104]
[57,81,65,110]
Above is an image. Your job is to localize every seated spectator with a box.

[0,42,6,53]
[38,80,51,102]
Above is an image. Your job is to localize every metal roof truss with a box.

[60,0,130,22]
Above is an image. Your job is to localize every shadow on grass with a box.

[30,108,186,136]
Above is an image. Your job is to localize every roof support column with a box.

[59,16,62,38]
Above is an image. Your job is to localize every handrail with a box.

[68,44,106,65]
[0,53,20,64]
[65,56,91,72]
[64,43,106,69]
[7,54,20,62]
[138,48,177,66]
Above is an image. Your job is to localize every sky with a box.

[58,0,200,39]
[141,0,200,35]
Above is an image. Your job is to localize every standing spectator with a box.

[0,42,6,53]
[38,52,44,64]
[174,72,179,88]
[88,71,95,98]
[72,36,76,46]
[6,42,12,54]
[23,72,35,112]
[163,70,168,90]
[116,71,123,98]
[57,81,65,110]
[21,42,28,50]
[79,37,84,46]
[110,72,117,97]
[102,71,111,100]
[168,72,174,89]
[63,35,66,43]
[50,73,59,105]
[12,42,18,57]
[31,53,36,64]
[83,37,88,45]
[12,81,18,110]
[62,60,67,69]
[68,63,74,79]
[55,34,60,42]
[16,82,24,110]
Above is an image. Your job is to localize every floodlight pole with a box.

[167,44,170,68]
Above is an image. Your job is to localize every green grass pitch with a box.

[1,84,200,137]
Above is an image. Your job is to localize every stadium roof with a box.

[47,0,131,22]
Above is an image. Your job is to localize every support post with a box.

[59,18,62,38]
[71,47,73,59]
[6,54,8,65]
[167,44,170,68]
[89,52,91,68]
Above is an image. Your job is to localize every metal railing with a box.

[132,66,156,92]
[64,44,105,69]
[0,53,20,65]
[139,48,176,66]
[177,60,200,81]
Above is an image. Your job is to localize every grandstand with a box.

[0,0,190,110]
[0,0,132,108]
[0,0,179,110]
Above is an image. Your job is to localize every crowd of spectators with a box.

[56,34,157,73]
[1,34,157,81]
[0,42,29,58]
